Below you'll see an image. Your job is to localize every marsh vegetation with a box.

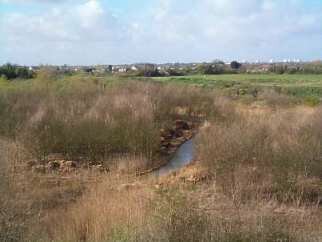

[1,72,322,241]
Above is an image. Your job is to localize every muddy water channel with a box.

[154,139,194,177]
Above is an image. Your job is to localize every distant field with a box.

[149,74,322,98]
[2,73,322,99]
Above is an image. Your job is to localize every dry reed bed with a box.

[197,104,322,203]
[1,78,322,241]
[9,104,321,242]
[0,79,215,164]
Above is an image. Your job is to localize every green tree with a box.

[0,63,33,80]
[230,61,242,69]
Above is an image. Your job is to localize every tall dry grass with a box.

[0,78,216,164]
[0,139,25,242]
[25,176,321,242]
[2,76,322,242]
[0,139,90,242]
[41,175,150,242]
[197,105,322,205]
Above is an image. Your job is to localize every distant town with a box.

[1,59,322,81]
[21,59,320,74]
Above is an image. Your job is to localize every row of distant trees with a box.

[2,61,322,80]
[269,63,322,74]
[0,63,34,80]
[139,61,322,77]
[137,61,243,77]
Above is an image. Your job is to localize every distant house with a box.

[131,65,138,71]
[256,64,270,72]
[132,63,156,72]
[112,65,129,73]
[143,64,156,72]
[84,67,95,73]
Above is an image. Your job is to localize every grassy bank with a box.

[150,74,322,100]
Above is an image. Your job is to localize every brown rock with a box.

[26,160,37,167]
[58,160,66,166]
[64,161,77,168]
[47,153,65,161]
[160,128,166,135]
[59,161,77,173]
[161,141,171,147]
[183,130,193,140]
[91,164,101,170]
[118,182,142,191]
[176,137,186,143]
[174,129,184,138]
[92,164,109,173]
[175,120,190,130]
[89,161,103,166]
[186,175,198,183]
[160,146,168,154]
[170,140,182,147]
[187,121,193,129]
[61,167,76,173]
[47,160,60,170]
[165,134,173,139]
[167,147,177,154]
[32,165,46,173]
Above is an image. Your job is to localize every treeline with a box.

[0,63,34,80]
[136,61,322,77]
[269,62,322,74]
[136,61,243,77]
[2,61,322,80]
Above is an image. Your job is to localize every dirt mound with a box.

[27,154,109,174]
[160,120,195,155]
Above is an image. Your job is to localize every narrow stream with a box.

[154,139,194,177]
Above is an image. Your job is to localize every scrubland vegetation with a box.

[0,74,214,161]
[0,63,34,80]
[1,71,322,241]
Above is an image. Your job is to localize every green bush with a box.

[0,63,34,80]
[304,96,320,107]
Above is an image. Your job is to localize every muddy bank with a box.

[27,120,197,176]
[138,120,198,176]
[160,120,195,155]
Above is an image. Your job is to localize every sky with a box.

[0,0,322,65]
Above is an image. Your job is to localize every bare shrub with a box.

[149,83,216,125]
[0,79,219,165]
[114,155,151,174]
[7,81,159,161]
[0,138,89,242]
[38,182,316,242]
[43,174,152,242]
[259,88,297,107]
[0,140,34,242]
[197,106,322,205]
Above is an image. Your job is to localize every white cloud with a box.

[76,0,104,28]
[1,0,322,65]
[0,0,68,3]
[134,0,322,62]
[1,0,129,64]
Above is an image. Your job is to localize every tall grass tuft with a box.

[197,105,322,205]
